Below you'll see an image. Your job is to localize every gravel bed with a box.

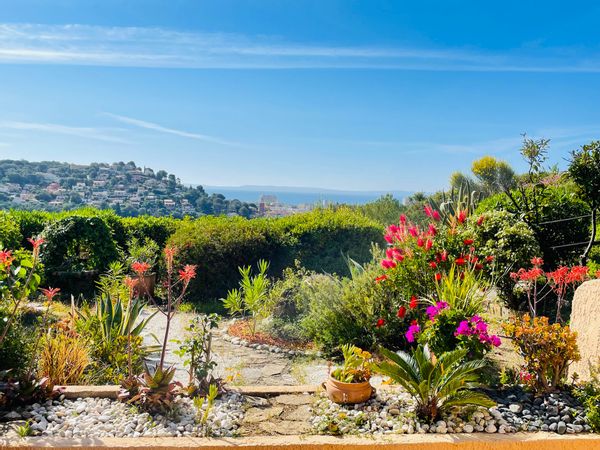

[2,393,245,438]
[222,329,320,358]
[311,387,592,435]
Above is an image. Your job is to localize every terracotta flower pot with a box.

[132,272,156,297]
[322,376,373,404]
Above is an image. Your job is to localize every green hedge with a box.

[4,207,383,301]
[0,211,21,249]
[169,208,384,301]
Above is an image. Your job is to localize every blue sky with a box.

[1,0,599,191]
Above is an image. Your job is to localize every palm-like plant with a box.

[374,345,494,422]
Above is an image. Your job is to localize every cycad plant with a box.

[374,344,494,422]
[222,259,273,336]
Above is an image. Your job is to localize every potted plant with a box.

[323,344,374,404]
[127,237,160,296]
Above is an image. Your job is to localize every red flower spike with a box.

[376,318,385,328]
[429,261,438,269]
[457,210,467,224]
[28,237,45,249]
[409,295,418,309]
[435,273,442,282]
[477,215,485,226]
[375,275,388,284]
[397,306,407,318]
[463,239,474,246]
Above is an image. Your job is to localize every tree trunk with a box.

[581,207,597,265]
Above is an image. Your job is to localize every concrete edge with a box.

[2,432,600,449]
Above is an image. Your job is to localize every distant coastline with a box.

[204,185,413,206]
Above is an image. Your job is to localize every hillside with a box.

[0,159,257,218]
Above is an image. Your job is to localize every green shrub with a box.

[0,211,21,249]
[8,210,52,247]
[477,185,590,267]
[0,308,34,376]
[468,210,540,308]
[121,215,178,249]
[278,208,384,276]
[169,208,382,302]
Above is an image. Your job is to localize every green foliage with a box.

[121,215,178,249]
[357,194,406,226]
[468,210,540,307]
[223,260,273,335]
[126,237,160,269]
[173,314,221,394]
[330,345,372,383]
[300,254,403,353]
[478,185,589,267]
[170,208,382,302]
[0,307,34,375]
[573,363,600,433]
[193,383,219,436]
[0,211,21,249]
[16,420,33,437]
[471,156,516,194]
[121,365,182,414]
[569,141,600,209]
[374,345,494,422]
[77,264,157,383]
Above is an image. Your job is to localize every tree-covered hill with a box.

[0,159,257,218]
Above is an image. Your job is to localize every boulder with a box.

[569,280,600,382]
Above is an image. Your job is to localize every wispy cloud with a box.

[103,113,239,146]
[1,23,600,71]
[0,120,130,144]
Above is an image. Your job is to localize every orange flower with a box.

[132,261,151,275]
[28,237,45,249]
[178,264,197,283]
[164,245,177,270]
[375,275,388,283]
[40,287,60,302]
[0,250,14,268]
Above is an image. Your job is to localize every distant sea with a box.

[203,186,412,206]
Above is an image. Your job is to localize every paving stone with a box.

[283,404,312,421]
[274,394,313,406]
[243,407,284,424]
[258,420,311,435]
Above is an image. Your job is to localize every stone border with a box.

[3,432,600,449]
[59,384,321,400]
[222,320,321,359]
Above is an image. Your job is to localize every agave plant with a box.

[120,365,182,414]
[428,181,482,227]
[374,344,494,422]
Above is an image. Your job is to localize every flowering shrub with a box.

[376,206,498,356]
[510,257,589,321]
[503,314,580,393]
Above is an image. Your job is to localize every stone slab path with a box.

[141,308,329,386]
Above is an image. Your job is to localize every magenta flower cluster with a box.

[425,301,449,321]
[454,315,501,347]
[405,322,420,343]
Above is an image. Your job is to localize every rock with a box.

[388,408,401,416]
[3,411,21,420]
[568,280,600,381]
[463,424,474,433]
[509,404,523,414]
[557,421,567,434]
[485,424,497,433]
[274,394,312,406]
[243,407,284,423]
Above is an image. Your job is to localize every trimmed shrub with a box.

[0,211,21,249]
[168,208,383,302]
[121,215,178,249]
[8,210,52,247]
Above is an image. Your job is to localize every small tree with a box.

[568,141,600,264]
